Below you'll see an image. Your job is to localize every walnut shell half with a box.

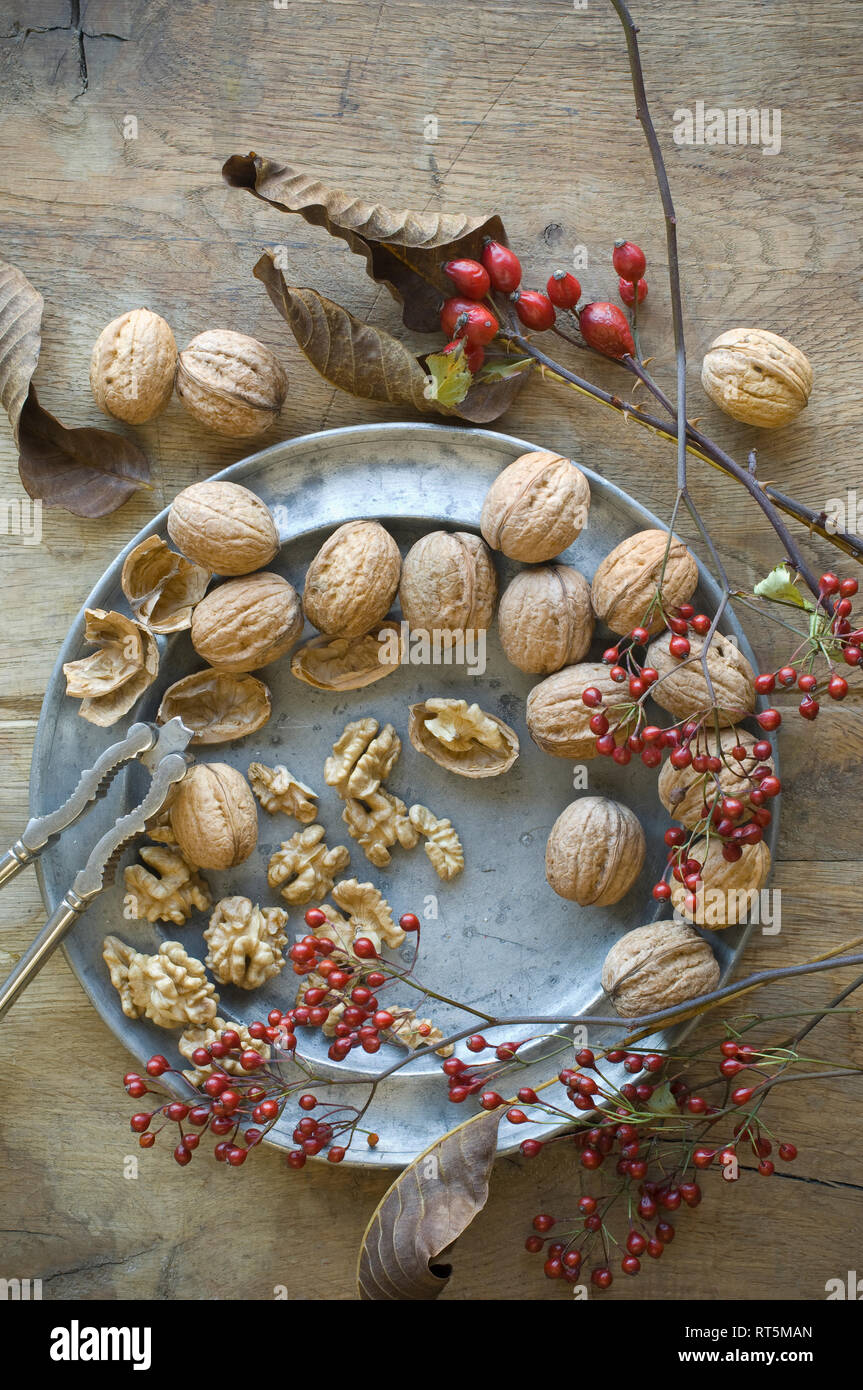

[121,535,211,634]
[480,450,591,562]
[170,763,258,870]
[545,797,646,906]
[409,698,519,778]
[158,668,272,744]
[290,621,403,690]
[590,529,698,637]
[498,564,594,674]
[601,920,720,1018]
[399,531,497,635]
[647,630,756,727]
[303,520,401,639]
[701,328,812,429]
[168,480,280,576]
[191,572,303,673]
[63,608,159,727]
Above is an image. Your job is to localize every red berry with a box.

[828,675,848,700]
[799,695,820,721]
[612,239,647,282]
[582,685,603,708]
[820,572,840,594]
[399,912,421,932]
[591,1267,613,1289]
[840,577,858,597]
[440,296,477,337]
[757,708,782,731]
[579,301,635,358]
[546,271,581,309]
[779,1142,798,1161]
[619,277,647,306]
[444,257,490,299]
[669,634,691,659]
[353,937,378,959]
[843,645,862,667]
[732,1086,755,1105]
[754,673,776,694]
[146,1054,170,1077]
[512,289,556,332]
[481,239,522,293]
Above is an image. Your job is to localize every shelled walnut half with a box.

[267,825,351,905]
[123,846,211,926]
[409,698,519,777]
[248,763,318,822]
[203,897,289,989]
[409,804,464,880]
[103,936,219,1029]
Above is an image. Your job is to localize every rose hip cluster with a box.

[438,235,648,371]
[122,906,424,1170]
[754,572,860,725]
[520,1040,798,1290]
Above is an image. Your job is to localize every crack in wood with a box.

[8,0,130,97]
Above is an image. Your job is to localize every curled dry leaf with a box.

[63,608,159,727]
[291,622,404,690]
[409,698,519,778]
[357,1105,504,1300]
[252,255,529,424]
[121,535,210,634]
[157,668,272,744]
[0,259,151,518]
[224,152,506,333]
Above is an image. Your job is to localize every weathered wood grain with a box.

[0,0,861,1302]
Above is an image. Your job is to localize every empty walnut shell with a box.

[409,698,519,778]
[63,608,159,727]
[399,531,497,634]
[480,450,591,562]
[525,662,634,760]
[158,668,272,744]
[601,920,720,1018]
[121,535,211,634]
[303,520,401,639]
[190,572,303,673]
[291,621,403,690]
[658,728,773,829]
[546,797,646,906]
[170,763,258,870]
[168,480,280,576]
[647,630,756,726]
[670,838,772,928]
[590,529,699,637]
[498,564,594,674]
[701,328,813,429]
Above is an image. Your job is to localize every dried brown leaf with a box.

[254,255,527,423]
[356,1105,503,1301]
[0,259,150,518]
[224,152,505,333]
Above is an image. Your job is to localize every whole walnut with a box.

[526,662,634,760]
[90,308,177,424]
[601,920,720,1018]
[480,450,591,562]
[303,520,401,639]
[170,763,258,870]
[546,797,645,906]
[647,630,756,726]
[670,838,771,928]
[176,330,287,437]
[168,480,280,575]
[701,328,813,429]
[399,531,497,634]
[590,529,698,636]
[658,728,773,829]
[191,572,303,673]
[498,564,594,674]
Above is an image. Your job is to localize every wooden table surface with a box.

[1,0,861,1302]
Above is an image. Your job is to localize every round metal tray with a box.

[30,422,775,1166]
